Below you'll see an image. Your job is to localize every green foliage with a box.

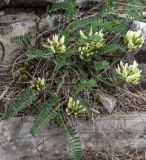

[4,89,39,119]
[108,0,144,21]
[30,101,58,135]
[75,79,97,93]
[107,0,115,7]
[53,50,75,69]
[83,105,93,121]
[54,113,65,127]
[98,44,125,55]
[11,32,32,45]
[48,0,77,20]
[61,125,82,160]
[110,21,130,36]
[31,93,60,135]
[25,49,50,58]
[94,61,109,71]
[72,17,99,29]
[128,0,143,5]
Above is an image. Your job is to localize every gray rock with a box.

[99,93,117,113]
[0,0,64,7]
[0,12,64,72]
[0,12,40,96]
[0,114,146,159]
[0,0,104,8]
[0,19,37,71]
[0,0,11,8]
[0,12,39,25]
[0,13,62,71]
[38,14,61,32]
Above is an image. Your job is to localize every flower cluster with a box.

[31,77,45,91]
[43,34,66,55]
[79,26,104,59]
[115,60,142,84]
[66,97,86,116]
[78,44,94,59]
[124,30,145,51]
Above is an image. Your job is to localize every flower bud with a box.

[31,77,45,91]
[66,97,86,116]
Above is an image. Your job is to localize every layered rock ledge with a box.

[0,113,146,160]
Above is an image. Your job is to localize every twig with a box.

[91,108,100,114]
[56,74,66,95]
[0,87,9,100]
[114,2,144,8]
[49,64,58,90]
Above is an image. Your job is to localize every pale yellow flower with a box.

[43,34,66,54]
[31,77,45,91]
[115,60,142,84]
[124,30,145,51]
[78,44,94,59]
[66,97,86,116]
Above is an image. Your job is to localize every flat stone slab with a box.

[1,113,146,159]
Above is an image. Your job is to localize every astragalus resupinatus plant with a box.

[4,0,145,159]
